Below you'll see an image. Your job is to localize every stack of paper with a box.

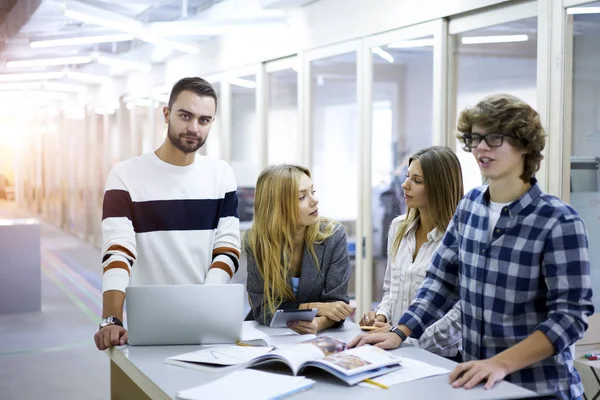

[176,369,315,400]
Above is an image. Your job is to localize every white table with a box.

[106,322,539,400]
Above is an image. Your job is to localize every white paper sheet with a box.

[358,357,450,388]
[176,369,315,400]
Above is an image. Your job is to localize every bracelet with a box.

[390,326,407,342]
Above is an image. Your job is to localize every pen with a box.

[363,379,389,389]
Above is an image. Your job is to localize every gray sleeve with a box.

[320,227,351,304]
[245,244,271,325]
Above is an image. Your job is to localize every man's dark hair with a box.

[167,77,218,112]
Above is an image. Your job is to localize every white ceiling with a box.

[0,0,315,84]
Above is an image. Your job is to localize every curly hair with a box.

[456,93,546,183]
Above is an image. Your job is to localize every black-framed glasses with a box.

[462,133,517,149]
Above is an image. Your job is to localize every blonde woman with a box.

[360,146,464,360]
[246,165,354,334]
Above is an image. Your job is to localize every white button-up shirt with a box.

[376,215,462,357]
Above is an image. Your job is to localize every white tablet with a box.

[269,308,318,328]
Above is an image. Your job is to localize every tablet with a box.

[269,308,318,328]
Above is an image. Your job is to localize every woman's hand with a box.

[313,301,355,322]
[287,318,319,334]
[360,311,386,326]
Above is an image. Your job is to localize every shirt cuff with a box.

[399,310,426,338]
[102,268,129,294]
[535,314,575,355]
[205,268,231,285]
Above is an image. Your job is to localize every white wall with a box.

[165,0,512,79]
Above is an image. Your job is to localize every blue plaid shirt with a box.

[399,179,594,399]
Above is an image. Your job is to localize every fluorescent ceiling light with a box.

[567,7,600,14]
[141,36,199,55]
[7,56,92,68]
[0,91,69,100]
[461,34,529,45]
[0,72,64,82]
[387,38,434,48]
[372,46,394,63]
[94,106,116,115]
[0,82,43,91]
[30,34,134,48]
[229,78,256,89]
[64,3,198,54]
[65,71,111,84]
[44,82,88,93]
[96,55,151,72]
[64,9,144,36]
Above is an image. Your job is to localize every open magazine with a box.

[166,336,402,385]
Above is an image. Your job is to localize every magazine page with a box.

[251,336,347,375]
[166,345,274,366]
[313,345,401,377]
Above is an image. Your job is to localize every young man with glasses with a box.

[350,94,594,400]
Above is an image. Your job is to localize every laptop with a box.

[125,284,244,346]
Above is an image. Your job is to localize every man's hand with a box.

[360,311,386,326]
[348,332,402,350]
[288,318,319,334]
[94,325,128,350]
[314,301,355,322]
[448,359,509,390]
[371,321,392,333]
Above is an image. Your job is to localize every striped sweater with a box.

[101,151,240,293]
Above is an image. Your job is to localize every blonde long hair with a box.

[391,146,464,258]
[247,165,338,317]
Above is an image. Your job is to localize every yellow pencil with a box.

[236,342,253,347]
[363,379,389,389]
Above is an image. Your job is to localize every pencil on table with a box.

[363,379,389,389]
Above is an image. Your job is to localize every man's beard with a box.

[167,124,206,153]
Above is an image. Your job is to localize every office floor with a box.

[0,201,109,400]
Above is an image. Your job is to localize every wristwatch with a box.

[389,326,407,342]
[99,316,123,330]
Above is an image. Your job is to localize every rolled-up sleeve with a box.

[535,215,594,354]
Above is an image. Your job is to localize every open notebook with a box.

[176,369,315,400]
[167,336,402,385]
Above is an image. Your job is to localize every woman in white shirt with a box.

[360,145,464,361]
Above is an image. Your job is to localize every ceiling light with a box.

[30,34,134,48]
[0,72,64,82]
[64,9,144,36]
[94,105,116,115]
[0,82,43,91]
[63,3,198,54]
[372,46,394,63]
[65,71,111,84]
[135,98,152,107]
[96,55,151,72]
[461,34,529,45]
[44,82,88,93]
[6,56,93,68]
[567,7,600,14]
[229,78,256,89]
[387,39,434,48]
[141,36,199,55]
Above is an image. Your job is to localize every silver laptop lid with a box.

[125,284,244,346]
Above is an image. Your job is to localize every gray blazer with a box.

[246,224,351,325]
